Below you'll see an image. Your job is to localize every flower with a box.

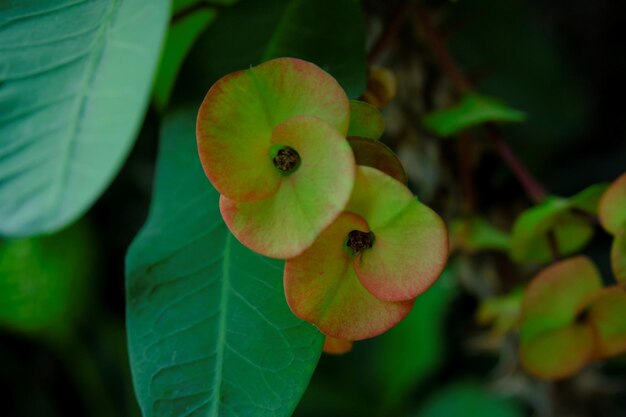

[197,57,355,258]
[284,166,449,340]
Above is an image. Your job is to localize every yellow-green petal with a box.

[599,172,626,235]
[347,167,448,302]
[612,228,626,283]
[520,256,602,342]
[348,137,407,184]
[588,287,626,358]
[347,100,385,140]
[521,324,594,380]
[220,116,355,259]
[197,57,350,201]
[284,212,413,341]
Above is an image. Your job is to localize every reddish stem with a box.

[415,6,547,203]
[485,125,547,203]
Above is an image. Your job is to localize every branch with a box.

[415,6,547,203]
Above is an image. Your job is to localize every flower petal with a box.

[599,172,626,235]
[347,137,407,185]
[612,228,626,283]
[347,166,448,302]
[520,256,602,342]
[588,287,626,358]
[220,116,355,259]
[197,57,350,201]
[284,212,413,341]
[521,324,594,380]
[323,336,353,355]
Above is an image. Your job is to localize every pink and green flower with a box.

[197,58,355,258]
[284,166,449,340]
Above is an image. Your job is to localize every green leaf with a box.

[126,108,323,417]
[569,183,609,214]
[510,196,594,263]
[450,216,510,253]
[373,271,456,409]
[0,222,94,339]
[423,93,526,137]
[477,288,523,339]
[347,100,385,140]
[0,1,169,237]
[153,9,217,111]
[412,382,523,417]
[178,0,366,102]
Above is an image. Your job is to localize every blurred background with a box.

[1,0,625,416]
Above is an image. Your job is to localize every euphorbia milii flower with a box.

[197,58,354,258]
[284,166,448,340]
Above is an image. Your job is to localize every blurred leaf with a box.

[126,108,323,417]
[588,287,626,358]
[569,183,609,214]
[450,216,510,253]
[611,228,626,283]
[0,0,169,237]
[599,172,626,235]
[510,195,595,263]
[348,137,407,185]
[0,222,94,338]
[373,271,456,409]
[477,288,523,340]
[177,0,366,103]
[153,9,216,111]
[347,100,385,140]
[412,382,523,417]
[423,93,525,137]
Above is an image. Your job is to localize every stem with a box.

[485,125,547,203]
[415,6,547,203]
[368,1,411,64]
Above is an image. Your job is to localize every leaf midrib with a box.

[209,232,232,416]
[46,0,119,220]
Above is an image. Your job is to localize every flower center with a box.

[272,146,300,174]
[346,230,374,255]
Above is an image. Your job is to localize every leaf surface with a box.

[423,93,525,137]
[126,109,323,417]
[0,0,169,236]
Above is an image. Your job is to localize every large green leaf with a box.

[126,109,323,417]
[0,0,169,237]
[177,0,366,103]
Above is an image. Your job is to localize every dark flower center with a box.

[273,147,300,174]
[346,230,374,255]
